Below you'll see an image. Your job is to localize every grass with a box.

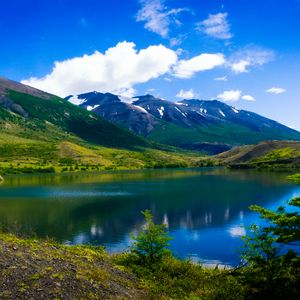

[220,142,300,170]
[0,232,247,300]
[251,147,300,163]
[0,137,209,175]
[0,233,145,299]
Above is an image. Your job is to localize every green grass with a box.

[252,147,300,163]
[222,142,300,170]
[0,137,208,175]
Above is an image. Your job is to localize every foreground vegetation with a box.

[0,234,146,299]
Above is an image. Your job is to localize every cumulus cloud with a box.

[228,46,275,73]
[22,41,177,97]
[230,60,251,73]
[176,88,198,99]
[196,12,232,40]
[217,90,242,102]
[136,0,186,38]
[217,90,256,102]
[173,53,225,78]
[242,94,255,101]
[266,87,286,94]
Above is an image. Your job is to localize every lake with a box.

[0,167,299,267]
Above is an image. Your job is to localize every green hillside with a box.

[149,118,300,147]
[216,140,300,169]
[4,90,146,148]
[0,80,206,174]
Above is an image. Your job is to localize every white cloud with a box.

[214,76,227,81]
[176,88,198,99]
[230,60,251,73]
[229,46,275,74]
[173,53,225,78]
[22,41,178,97]
[266,87,286,94]
[217,90,242,102]
[136,0,186,38]
[242,94,255,101]
[217,90,256,102]
[196,12,232,40]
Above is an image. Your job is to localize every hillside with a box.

[66,92,300,151]
[0,77,146,148]
[217,140,300,169]
[0,78,205,174]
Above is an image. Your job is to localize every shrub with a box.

[240,198,300,299]
[130,210,172,266]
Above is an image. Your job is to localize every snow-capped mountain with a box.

[65,92,300,152]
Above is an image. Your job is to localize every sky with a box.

[0,0,300,130]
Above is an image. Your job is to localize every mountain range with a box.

[0,77,209,173]
[1,75,300,174]
[66,92,300,152]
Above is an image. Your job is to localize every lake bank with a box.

[0,232,244,300]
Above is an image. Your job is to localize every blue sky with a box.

[1,0,300,129]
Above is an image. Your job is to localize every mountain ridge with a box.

[66,91,300,151]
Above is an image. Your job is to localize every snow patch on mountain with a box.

[175,102,188,106]
[87,104,100,111]
[68,95,86,105]
[157,106,164,117]
[219,110,226,117]
[134,105,149,114]
[175,106,187,118]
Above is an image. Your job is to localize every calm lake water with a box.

[0,168,299,266]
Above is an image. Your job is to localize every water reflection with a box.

[0,168,299,266]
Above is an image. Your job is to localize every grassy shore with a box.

[0,232,245,300]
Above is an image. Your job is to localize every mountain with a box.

[0,77,147,149]
[66,92,300,151]
[0,77,207,174]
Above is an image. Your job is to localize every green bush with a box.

[130,210,172,267]
[240,198,300,299]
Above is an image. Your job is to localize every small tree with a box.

[241,198,300,299]
[131,210,172,266]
